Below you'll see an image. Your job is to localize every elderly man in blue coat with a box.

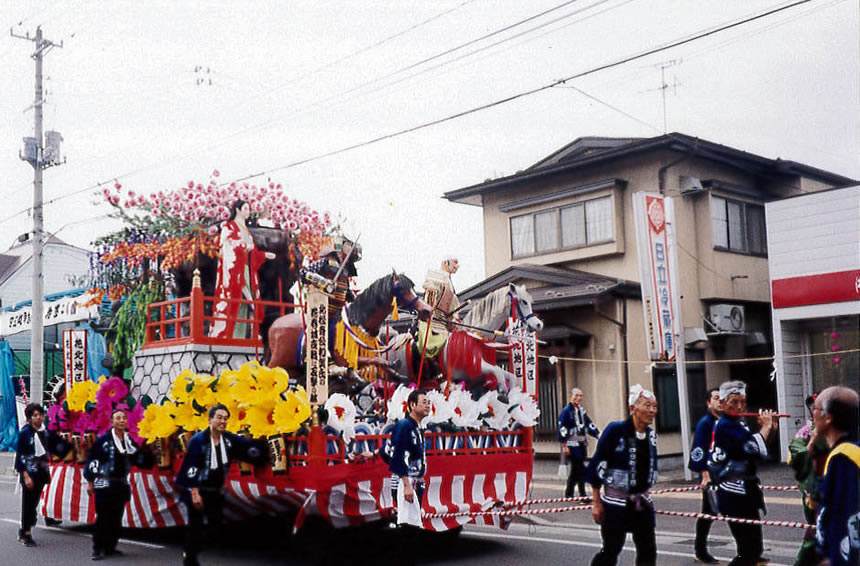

[586,384,659,566]
[558,387,600,499]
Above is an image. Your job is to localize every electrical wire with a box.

[227,0,815,183]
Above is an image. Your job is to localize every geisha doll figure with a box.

[210,200,275,339]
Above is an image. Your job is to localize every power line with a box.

[553,85,661,132]
[228,0,814,183]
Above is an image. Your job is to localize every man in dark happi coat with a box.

[688,387,722,564]
[586,385,659,566]
[386,389,431,528]
[14,403,71,547]
[558,387,600,499]
[84,408,150,560]
[707,380,777,566]
[176,404,266,566]
[812,386,859,566]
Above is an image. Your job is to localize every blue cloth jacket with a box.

[175,429,265,493]
[83,431,148,491]
[688,412,718,473]
[707,416,767,501]
[815,438,859,566]
[385,416,425,480]
[558,403,600,460]
[15,424,70,484]
[586,418,658,508]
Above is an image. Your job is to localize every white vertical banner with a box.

[634,192,692,480]
[305,288,329,407]
[63,328,88,390]
[506,318,538,398]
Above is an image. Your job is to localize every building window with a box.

[711,196,767,255]
[511,196,613,258]
[653,366,681,433]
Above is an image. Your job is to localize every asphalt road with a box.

[0,461,809,566]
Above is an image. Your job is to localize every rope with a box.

[540,348,860,366]
[654,509,812,530]
[506,484,798,507]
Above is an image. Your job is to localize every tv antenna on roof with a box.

[641,59,682,134]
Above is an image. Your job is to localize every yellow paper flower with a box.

[168,369,195,404]
[138,404,178,441]
[273,388,311,434]
[66,380,97,412]
[246,397,277,438]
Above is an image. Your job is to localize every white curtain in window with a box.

[511,215,534,257]
[727,201,744,251]
[561,204,585,247]
[585,197,612,243]
[535,210,558,252]
[711,197,728,248]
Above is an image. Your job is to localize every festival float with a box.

[40,173,542,536]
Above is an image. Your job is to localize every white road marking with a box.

[462,530,792,566]
[0,518,166,549]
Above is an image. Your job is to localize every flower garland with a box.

[47,376,146,444]
[136,361,311,442]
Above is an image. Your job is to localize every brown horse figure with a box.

[264,272,432,378]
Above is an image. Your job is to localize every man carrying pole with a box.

[586,384,659,566]
[688,387,722,564]
[707,380,777,566]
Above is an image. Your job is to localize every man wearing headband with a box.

[558,387,600,499]
[14,403,71,547]
[688,388,722,564]
[707,380,777,566]
[586,384,659,566]
[84,407,151,560]
[176,404,266,566]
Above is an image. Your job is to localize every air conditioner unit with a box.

[679,175,704,195]
[709,304,745,333]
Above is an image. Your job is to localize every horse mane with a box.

[463,286,510,332]
[347,272,415,323]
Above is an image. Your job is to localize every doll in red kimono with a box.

[210,200,274,339]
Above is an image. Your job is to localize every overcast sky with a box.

[1,0,857,293]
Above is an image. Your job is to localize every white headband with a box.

[628,384,655,406]
[719,382,746,401]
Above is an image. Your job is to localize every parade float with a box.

[40,173,542,535]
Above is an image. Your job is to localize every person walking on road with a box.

[176,404,266,566]
[688,387,722,564]
[84,408,149,560]
[586,384,659,566]
[707,380,777,566]
[14,402,70,547]
[811,386,859,566]
[558,387,600,499]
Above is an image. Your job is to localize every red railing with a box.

[144,284,298,349]
[280,428,533,468]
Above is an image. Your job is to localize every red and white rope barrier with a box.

[654,509,812,530]
[510,484,799,507]
[424,504,593,520]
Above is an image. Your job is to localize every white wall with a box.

[0,244,90,307]
[766,186,860,279]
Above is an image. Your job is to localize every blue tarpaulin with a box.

[0,341,18,452]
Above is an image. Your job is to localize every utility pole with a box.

[12,26,64,405]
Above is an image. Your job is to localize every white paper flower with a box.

[507,387,540,427]
[448,388,481,429]
[476,390,510,430]
[324,393,357,442]
[386,385,413,423]
[422,389,455,427]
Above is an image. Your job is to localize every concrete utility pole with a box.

[12,26,63,404]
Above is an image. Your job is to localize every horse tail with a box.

[259,311,280,359]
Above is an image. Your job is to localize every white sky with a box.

[1,0,857,293]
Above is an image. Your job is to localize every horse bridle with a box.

[393,280,421,311]
[510,290,537,323]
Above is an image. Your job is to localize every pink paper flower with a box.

[96,376,129,407]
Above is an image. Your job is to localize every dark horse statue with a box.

[171,226,304,321]
[264,272,432,379]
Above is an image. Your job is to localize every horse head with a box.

[392,270,432,321]
[508,283,543,333]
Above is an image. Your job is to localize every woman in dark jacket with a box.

[14,402,70,547]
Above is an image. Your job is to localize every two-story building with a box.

[443,132,856,461]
